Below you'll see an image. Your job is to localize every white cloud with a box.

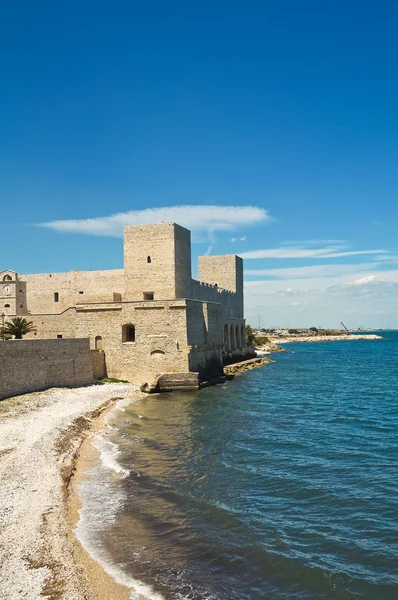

[39,205,270,237]
[244,268,398,329]
[346,274,386,286]
[240,245,386,259]
[245,262,377,280]
[231,237,237,242]
[240,236,247,241]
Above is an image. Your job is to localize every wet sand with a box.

[0,383,142,599]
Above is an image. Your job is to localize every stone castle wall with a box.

[1,223,247,388]
[74,299,191,385]
[22,269,124,314]
[0,338,93,400]
[124,223,192,301]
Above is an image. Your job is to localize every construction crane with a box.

[341,321,350,333]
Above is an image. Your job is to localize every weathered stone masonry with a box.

[0,338,93,401]
[1,222,251,388]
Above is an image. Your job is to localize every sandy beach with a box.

[0,382,143,600]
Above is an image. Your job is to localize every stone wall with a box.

[197,255,244,317]
[124,223,192,301]
[74,299,191,385]
[91,349,107,379]
[22,269,124,314]
[1,223,248,389]
[186,300,224,379]
[25,308,77,339]
[0,338,94,401]
[190,280,242,319]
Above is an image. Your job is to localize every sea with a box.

[76,331,398,600]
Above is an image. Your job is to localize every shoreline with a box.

[64,397,133,600]
[269,334,383,343]
[0,382,142,600]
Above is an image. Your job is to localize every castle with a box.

[1,222,251,390]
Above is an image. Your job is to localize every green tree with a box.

[245,324,255,345]
[4,317,36,339]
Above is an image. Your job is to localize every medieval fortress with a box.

[1,222,251,391]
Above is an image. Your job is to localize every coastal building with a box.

[1,222,251,389]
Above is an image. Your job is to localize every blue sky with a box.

[1,0,398,328]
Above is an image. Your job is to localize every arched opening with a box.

[95,335,103,350]
[4,304,10,308]
[122,324,136,343]
[241,324,245,346]
[3,274,12,281]
[147,256,152,263]
[230,324,236,351]
[236,324,240,349]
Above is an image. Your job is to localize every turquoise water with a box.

[77,332,398,599]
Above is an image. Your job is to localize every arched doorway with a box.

[95,335,103,350]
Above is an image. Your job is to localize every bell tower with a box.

[0,271,27,315]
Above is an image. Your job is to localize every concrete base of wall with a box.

[141,372,200,393]
[223,347,256,365]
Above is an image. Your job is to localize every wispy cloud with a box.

[245,262,377,280]
[240,245,386,259]
[39,205,270,237]
[244,269,398,328]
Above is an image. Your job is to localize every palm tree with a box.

[4,317,36,339]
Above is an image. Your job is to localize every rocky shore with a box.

[0,383,142,600]
[224,356,274,375]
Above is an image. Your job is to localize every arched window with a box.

[3,274,12,281]
[95,335,103,350]
[122,324,136,343]
[4,304,10,308]
[147,256,151,263]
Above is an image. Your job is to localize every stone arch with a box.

[151,349,165,360]
[236,324,240,349]
[95,335,103,350]
[230,324,236,351]
[2,274,12,281]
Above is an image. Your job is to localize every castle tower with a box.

[198,255,244,318]
[124,222,192,301]
[0,271,27,316]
